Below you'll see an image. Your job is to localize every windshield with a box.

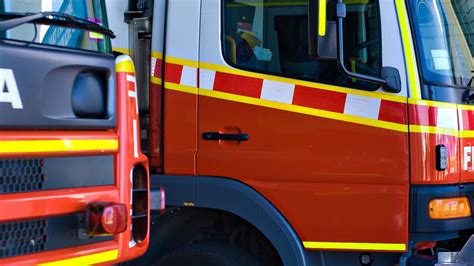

[408,0,474,88]
[0,0,112,54]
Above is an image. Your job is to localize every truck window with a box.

[408,0,474,88]
[222,0,381,90]
[0,0,112,54]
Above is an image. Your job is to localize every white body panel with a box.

[106,0,129,52]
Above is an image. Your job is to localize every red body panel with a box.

[196,95,409,246]
[459,109,474,183]
[149,57,164,171]
[247,181,408,244]
[149,82,163,171]
[410,104,460,184]
[410,132,460,184]
[159,52,474,252]
[163,87,198,175]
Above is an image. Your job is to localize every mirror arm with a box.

[335,2,387,87]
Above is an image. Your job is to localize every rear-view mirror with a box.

[309,0,401,93]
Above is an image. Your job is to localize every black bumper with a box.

[411,183,474,233]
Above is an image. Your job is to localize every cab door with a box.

[197,0,410,250]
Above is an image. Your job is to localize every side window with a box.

[223,0,381,90]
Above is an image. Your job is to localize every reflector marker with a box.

[261,80,295,104]
[318,0,327,36]
[436,107,458,129]
[151,57,158,76]
[38,249,118,266]
[344,94,381,120]
[133,119,139,159]
[303,241,406,251]
[200,69,216,90]
[127,74,139,113]
[116,55,135,73]
[180,66,198,87]
[0,139,118,154]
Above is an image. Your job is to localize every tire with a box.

[153,242,260,266]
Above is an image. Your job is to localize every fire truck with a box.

[2,0,474,265]
[0,0,154,265]
[110,0,474,265]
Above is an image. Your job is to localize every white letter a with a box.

[0,69,23,109]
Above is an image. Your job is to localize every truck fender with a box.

[151,175,308,266]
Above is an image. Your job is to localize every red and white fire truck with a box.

[113,0,474,265]
[2,0,474,265]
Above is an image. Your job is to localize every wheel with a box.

[153,242,260,266]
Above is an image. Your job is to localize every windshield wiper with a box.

[0,12,115,38]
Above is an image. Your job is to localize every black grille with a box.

[0,219,47,258]
[0,159,44,193]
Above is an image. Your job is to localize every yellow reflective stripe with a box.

[113,47,129,55]
[409,99,474,110]
[318,0,327,36]
[151,76,163,85]
[351,59,357,82]
[116,56,136,73]
[408,98,458,109]
[165,82,474,137]
[166,56,198,68]
[165,83,407,131]
[0,139,118,154]
[197,86,408,133]
[200,62,407,104]
[459,130,474,138]
[410,126,474,138]
[457,104,474,111]
[410,125,458,137]
[303,241,406,251]
[38,249,118,266]
[165,82,199,95]
[396,0,421,99]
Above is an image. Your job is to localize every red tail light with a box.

[86,202,127,236]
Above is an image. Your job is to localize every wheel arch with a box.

[151,175,307,266]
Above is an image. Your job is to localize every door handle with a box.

[202,132,249,141]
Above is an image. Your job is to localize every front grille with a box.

[0,159,44,193]
[0,156,114,195]
[0,214,112,260]
[0,219,47,258]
